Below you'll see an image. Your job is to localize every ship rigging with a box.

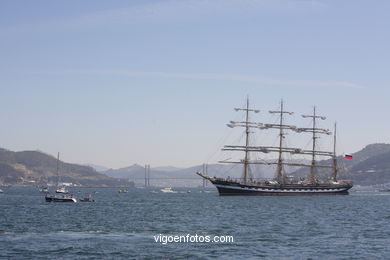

[197,98,353,196]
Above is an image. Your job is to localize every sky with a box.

[0,0,389,168]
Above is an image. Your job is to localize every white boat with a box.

[160,187,176,193]
[45,194,77,203]
[53,153,70,194]
[0,189,3,193]
[38,186,49,193]
[80,193,95,202]
[45,152,74,202]
[56,186,69,194]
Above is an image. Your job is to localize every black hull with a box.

[216,186,349,196]
[211,180,352,196]
[80,199,95,202]
[45,195,77,202]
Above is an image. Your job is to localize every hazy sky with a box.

[1,0,389,168]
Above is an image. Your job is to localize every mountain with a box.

[103,164,201,187]
[84,163,110,172]
[340,143,390,169]
[101,143,390,187]
[153,166,183,172]
[290,143,390,185]
[101,160,309,187]
[4,143,390,187]
[104,164,146,179]
[348,148,390,185]
[0,148,133,187]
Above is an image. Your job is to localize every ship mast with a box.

[332,122,338,182]
[243,98,250,183]
[269,100,294,184]
[311,107,317,182]
[222,100,296,184]
[300,107,331,183]
[56,152,60,187]
[277,101,284,183]
[221,101,335,183]
[223,97,260,184]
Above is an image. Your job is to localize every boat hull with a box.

[212,180,352,196]
[45,195,77,202]
[80,198,95,202]
[56,190,69,194]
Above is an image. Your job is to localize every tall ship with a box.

[197,99,353,196]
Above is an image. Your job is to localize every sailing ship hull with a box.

[211,179,352,196]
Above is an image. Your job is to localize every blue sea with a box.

[1,187,390,259]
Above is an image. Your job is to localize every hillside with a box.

[102,143,390,187]
[3,143,390,187]
[348,149,390,185]
[102,160,309,187]
[0,148,132,187]
[290,143,390,185]
[103,164,205,187]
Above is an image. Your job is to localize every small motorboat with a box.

[45,193,77,203]
[118,189,128,193]
[56,186,70,194]
[160,187,176,193]
[80,194,95,202]
[39,186,49,193]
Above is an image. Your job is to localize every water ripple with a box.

[1,187,390,259]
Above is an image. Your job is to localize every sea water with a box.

[1,187,390,259]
